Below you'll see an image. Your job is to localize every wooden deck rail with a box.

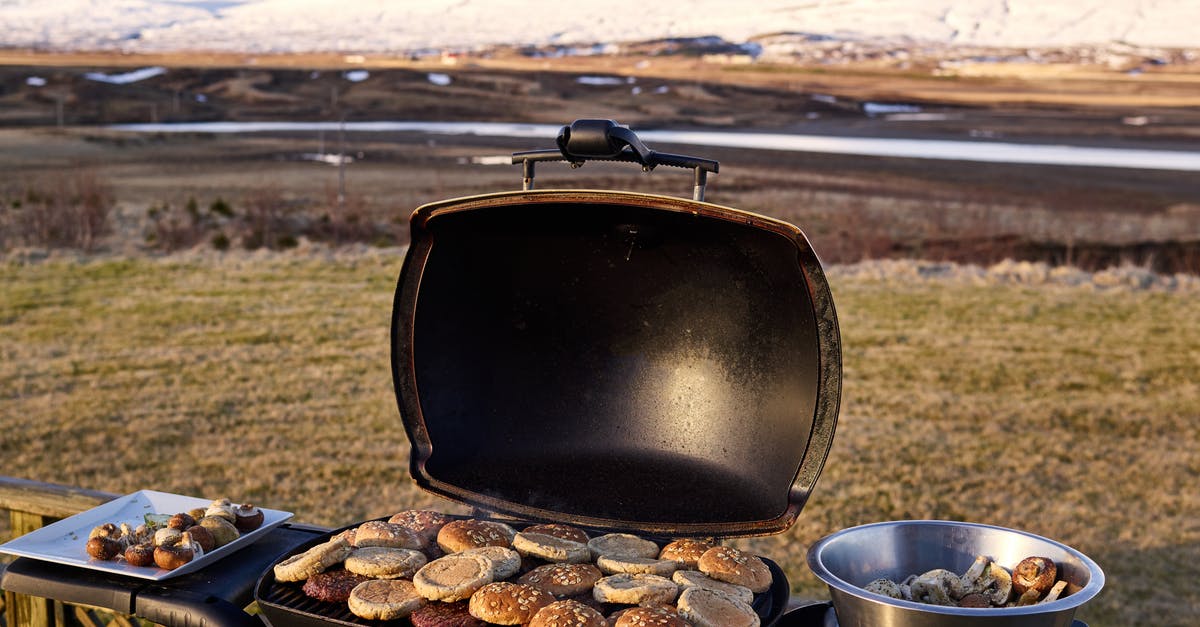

[1,476,118,627]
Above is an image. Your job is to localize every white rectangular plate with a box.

[0,489,292,581]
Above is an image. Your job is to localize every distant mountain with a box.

[2,0,1196,53]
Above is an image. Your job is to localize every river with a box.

[107,121,1200,172]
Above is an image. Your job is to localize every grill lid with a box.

[390,122,841,537]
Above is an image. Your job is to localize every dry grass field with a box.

[1,252,1197,626]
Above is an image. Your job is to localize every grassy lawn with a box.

[1,253,1197,626]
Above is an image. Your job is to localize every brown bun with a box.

[437,519,516,553]
[347,579,426,621]
[659,538,714,569]
[352,520,421,549]
[518,563,603,598]
[468,582,552,625]
[610,606,690,627]
[522,523,589,544]
[528,599,606,627]
[676,586,760,627]
[388,510,454,546]
[697,546,772,593]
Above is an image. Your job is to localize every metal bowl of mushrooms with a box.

[807,520,1104,627]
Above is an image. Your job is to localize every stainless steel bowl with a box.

[807,520,1104,627]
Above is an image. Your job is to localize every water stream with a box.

[107,121,1200,172]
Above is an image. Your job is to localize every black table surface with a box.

[1,522,328,627]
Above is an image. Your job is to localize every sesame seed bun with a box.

[437,519,517,553]
[528,599,606,627]
[518,563,603,598]
[696,546,772,594]
[468,582,553,625]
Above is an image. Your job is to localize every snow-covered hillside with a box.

[2,0,1197,53]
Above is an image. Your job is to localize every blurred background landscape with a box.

[1,1,1198,625]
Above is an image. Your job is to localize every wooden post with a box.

[0,477,116,627]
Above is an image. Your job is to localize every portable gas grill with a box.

[3,120,851,626]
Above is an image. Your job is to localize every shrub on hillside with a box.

[1,170,114,252]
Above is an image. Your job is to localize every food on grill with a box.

[347,579,426,620]
[677,586,760,627]
[467,581,553,624]
[408,599,484,627]
[198,515,240,548]
[697,546,772,594]
[413,553,496,601]
[437,519,517,553]
[596,554,679,576]
[352,520,422,549]
[460,546,522,579]
[519,563,604,598]
[266,515,779,625]
[528,598,606,627]
[864,554,1067,607]
[513,531,591,563]
[85,536,122,561]
[344,546,428,579]
[273,535,354,582]
[671,570,754,605]
[586,533,659,560]
[185,524,216,552]
[659,539,714,569]
[1012,556,1058,597]
[523,523,589,544]
[233,503,264,532]
[609,605,690,627]
[388,509,454,546]
[592,573,679,606]
[123,542,155,567]
[302,569,372,603]
[153,532,198,570]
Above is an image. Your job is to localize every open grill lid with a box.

[390,121,841,538]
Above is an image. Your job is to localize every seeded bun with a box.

[610,606,690,627]
[592,573,679,606]
[528,599,606,627]
[347,579,426,621]
[388,510,454,547]
[659,539,715,569]
[413,553,495,602]
[437,519,517,553]
[671,570,754,605]
[586,533,659,561]
[518,563,604,598]
[522,523,589,544]
[353,520,422,550]
[676,586,760,627]
[696,546,772,594]
[513,531,591,563]
[468,582,553,625]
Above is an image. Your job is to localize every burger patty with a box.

[301,569,372,603]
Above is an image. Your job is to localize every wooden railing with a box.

[0,477,118,627]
